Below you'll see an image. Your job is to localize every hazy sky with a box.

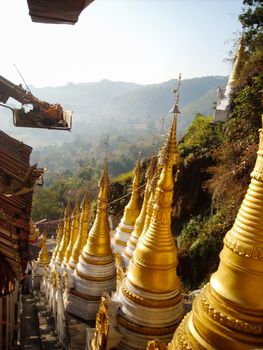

[0,0,243,87]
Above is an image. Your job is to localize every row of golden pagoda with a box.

[35,105,263,350]
[34,43,263,349]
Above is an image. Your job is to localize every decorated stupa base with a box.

[113,223,135,255]
[170,282,263,350]
[66,254,116,320]
[66,289,102,321]
[122,235,137,268]
[116,278,184,350]
[117,324,173,350]
[74,254,116,295]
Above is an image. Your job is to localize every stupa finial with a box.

[37,224,50,265]
[55,199,71,265]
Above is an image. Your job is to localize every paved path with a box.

[20,293,64,350]
[20,294,42,350]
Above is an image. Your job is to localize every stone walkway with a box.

[21,293,64,350]
[20,294,42,350]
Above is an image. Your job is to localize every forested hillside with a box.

[174,0,263,290]
[1,75,226,155]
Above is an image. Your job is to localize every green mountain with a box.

[0,76,227,175]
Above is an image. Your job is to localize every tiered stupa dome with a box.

[68,191,89,271]
[50,222,63,267]
[63,199,80,268]
[169,117,263,349]
[37,225,50,266]
[29,219,39,244]
[117,115,184,350]
[68,161,116,320]
[122,156,158,269]
[55,200,71,268]
[112,159,142,254]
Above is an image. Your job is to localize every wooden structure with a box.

[0,130,41,349]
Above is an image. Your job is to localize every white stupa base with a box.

[55,263,65,276]
[117,324,174,350]
[67,258,77,272]
[116,278,184,349]
[122,237,137,269]
[112,223,134,255]
[55,288,67,344]
[65,289,101,321]
[74,255,116,296]
[120,279,184,327]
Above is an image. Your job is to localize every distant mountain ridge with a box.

[0,76,227,149]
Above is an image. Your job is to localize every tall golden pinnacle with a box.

[122,156,158,263]
[81,159,113,258]
[68,191,89,270]
[128,114,180,293]
[170,119,263,349]
[227,35,245,89]
[37,224,50,265]
[29,219,38,242]
[122,157,142,226]
[139,169,160,239]
[113,157,142,251]
[52,222,63,261]
[56,199,71,266]
[64,199,80,265]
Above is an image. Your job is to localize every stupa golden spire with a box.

[64,199,80,266]
[81,161,112,259]
[226,36,245,92]
[55,199,71,266]
[112,157,142,254]
[139,168,160,239]
[116,104,183,348]
[29,219,38,242]
[51,222,63,262]
[37,224,50,265]
[128,114,180,293]
[69,160,116,321]
[122,155,158,267]
[169,116,263,349]
[68,191,89,271]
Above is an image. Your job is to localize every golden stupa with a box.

[55,199,71,266]
[122,155,158,268]
[51,222,63,263]
[68,160,116,321]
[128,115,180,293]
[169,117,263,349]
[117,110,183,349]
[68,191,89,271]
[226,36,245,93]
[139,167,160,240]
[29,219,39,243]
[64,199,80,266]
[37,224,50,265]
[80,162,112,260]
[112,158,142,254]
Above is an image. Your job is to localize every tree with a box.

[239,0,263,48]
[32,187,61,221]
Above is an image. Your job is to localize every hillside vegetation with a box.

[176,0,263,290]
